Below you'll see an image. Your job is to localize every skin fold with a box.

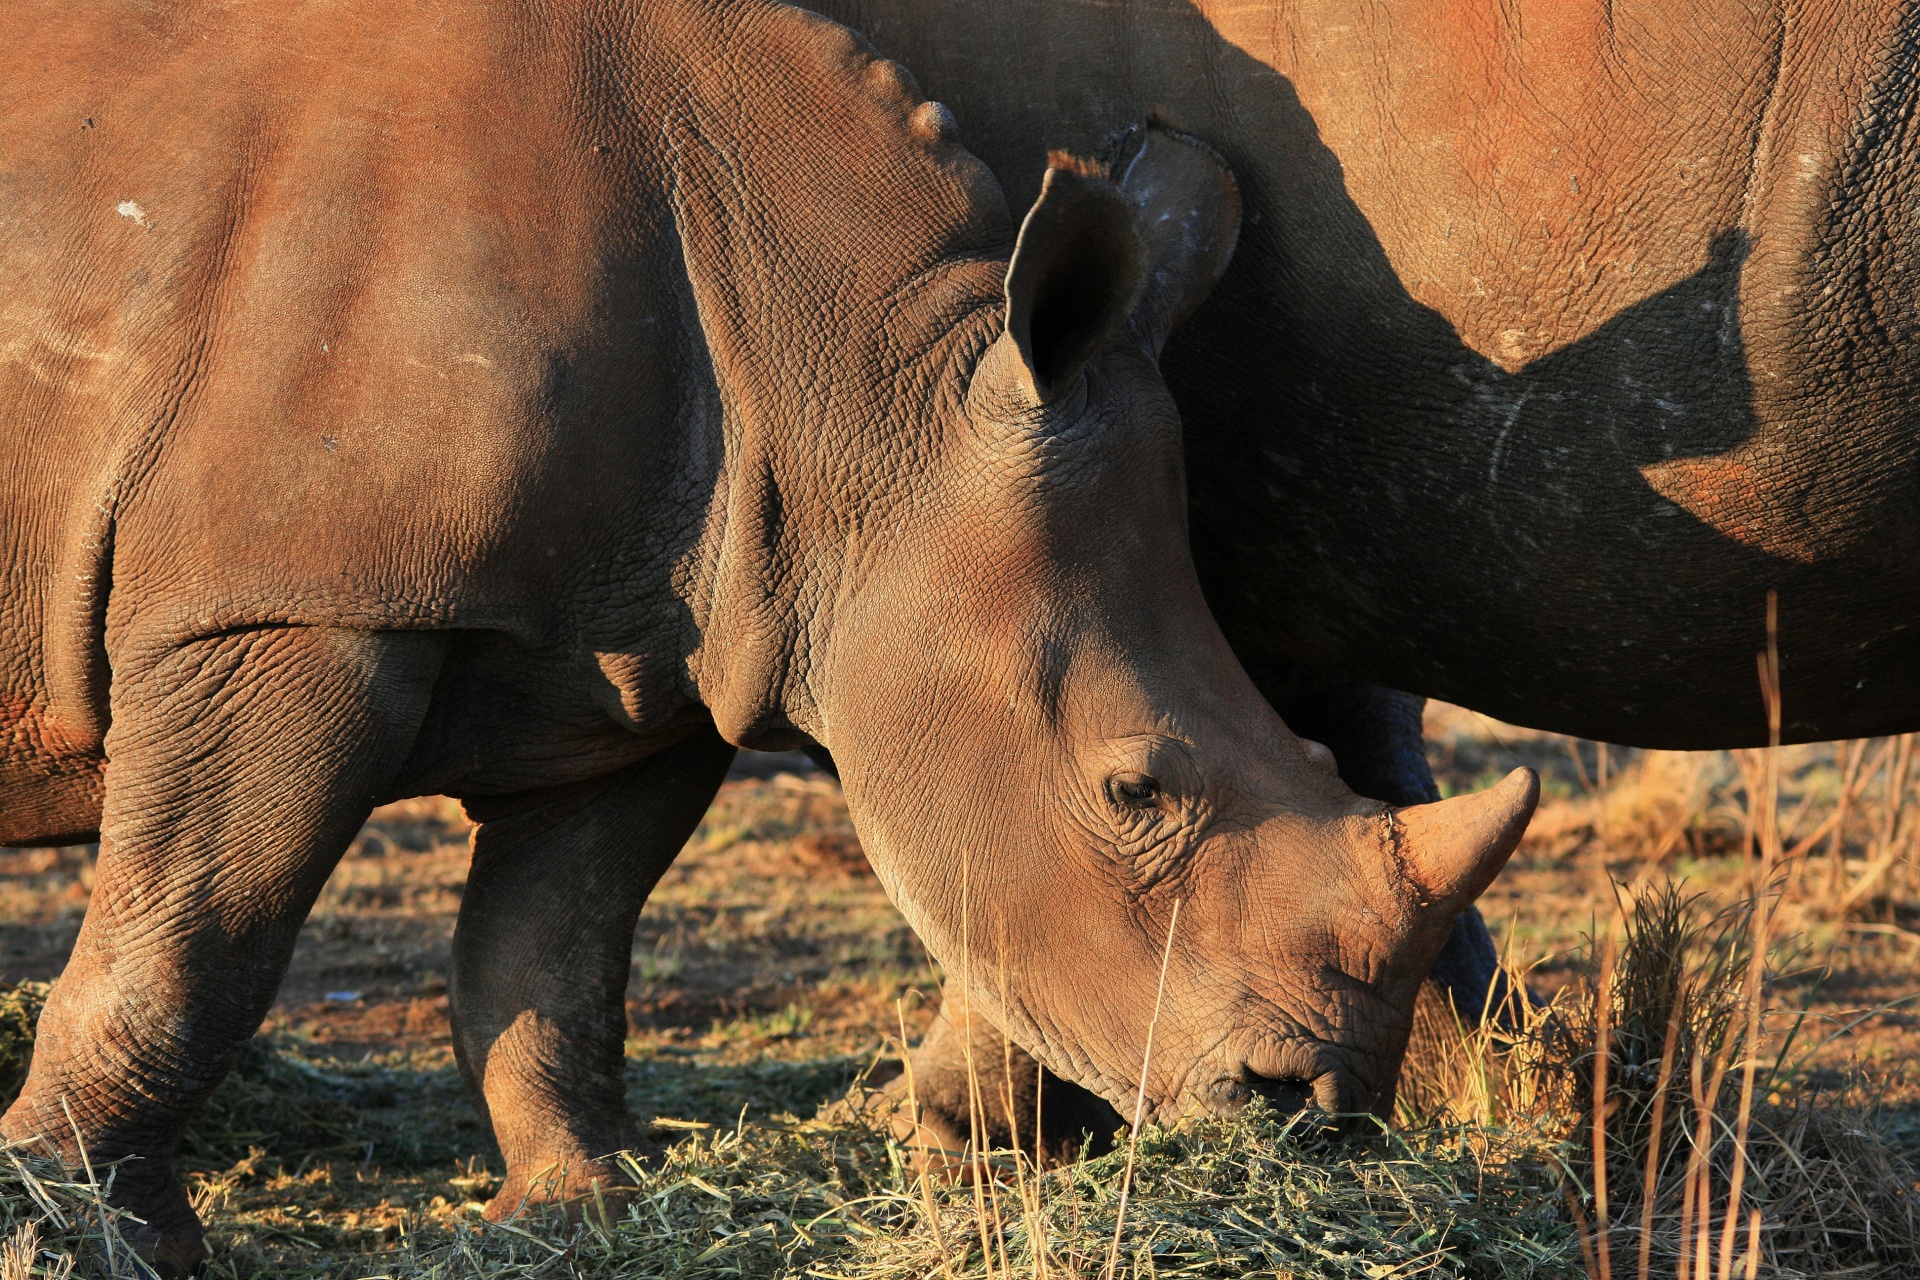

[0,0,1536,1269]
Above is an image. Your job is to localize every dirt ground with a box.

[2,707,1917,1269]
[0,753,929,1062]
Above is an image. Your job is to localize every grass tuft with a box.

[1559,884,1920,1278]
[1404,877,1920,1279]
[0,1139,141,1279]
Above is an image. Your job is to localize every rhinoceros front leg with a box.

[883,990,1125,1174]
[0,626,444,1277]
[449,727,735,1221]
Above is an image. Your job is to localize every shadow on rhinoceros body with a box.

[830,0,1920,748]
[808,0,1920,1170]
[1157,40,1920,748]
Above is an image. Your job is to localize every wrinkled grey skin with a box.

[866,684,1496,1168]
[0,0,1537,1270]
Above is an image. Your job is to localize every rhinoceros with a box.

[811,0,1920,1156]
[0,0,1537,1268]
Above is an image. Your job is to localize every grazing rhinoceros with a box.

[813,0,1920,1157]
[0,0,1536,1269]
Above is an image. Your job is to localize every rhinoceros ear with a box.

[1002,156,1149,405]
[1118,122,1242,356]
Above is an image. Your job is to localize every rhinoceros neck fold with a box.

[638,0,1015,745]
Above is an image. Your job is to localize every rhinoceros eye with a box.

[1109,772,1161,810]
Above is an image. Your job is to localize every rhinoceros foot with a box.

[82,1154,205,1277]
[480,1142,662,1225]
[0,1112,207,1277]
[124,1217,209,1280]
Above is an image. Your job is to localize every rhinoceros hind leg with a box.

[0,626,445,1276]
[450,727,735,1221]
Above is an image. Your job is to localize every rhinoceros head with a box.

[809,124,1536,1121]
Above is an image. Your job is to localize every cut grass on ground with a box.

[3,1028,1583,1280]
[4,712,1920,1276]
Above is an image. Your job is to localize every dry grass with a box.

[0,1044,1585,1279]
[1400,880,1920,1279]
[4,699,1920,1276]
[1407,610,1920,1278]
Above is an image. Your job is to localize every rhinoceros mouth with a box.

[1240,1073,1316,1114]
[1203,1064,1353,1117]
[1193,1030,1376,1118]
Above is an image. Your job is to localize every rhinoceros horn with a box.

[1393,767,1539,908]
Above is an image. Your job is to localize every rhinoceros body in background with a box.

[0,0,1537,1269]
[815,0,1920,1156]
[826,0,1920,750]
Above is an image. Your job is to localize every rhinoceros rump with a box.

[0,0,1535,1269]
